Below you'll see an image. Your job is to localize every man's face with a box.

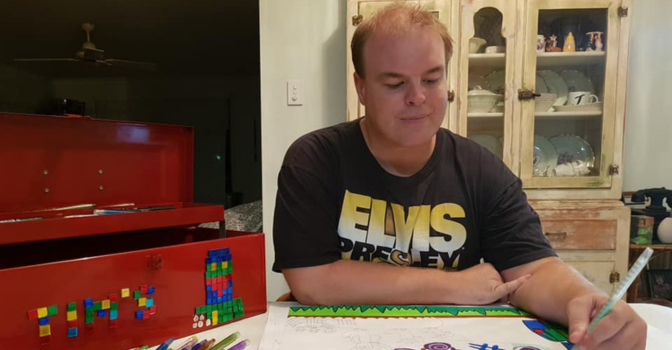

[355,26,447,147]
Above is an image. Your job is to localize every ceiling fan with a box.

[14,23,157,70]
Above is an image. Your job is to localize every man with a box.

[272,4,646,350]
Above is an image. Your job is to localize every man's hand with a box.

[567,294,647,350]
[455,263,531,305]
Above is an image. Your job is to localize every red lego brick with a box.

[67,320,77,328]
[40,335,51,345]
[140,285,148,294]
[149,306,156,315]
[212,283,218,291]
[206,278,212,285]
[109,293,117,302]
[27,309,38,320]
[142,311,150,320]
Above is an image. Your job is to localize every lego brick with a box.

[135,311,143,319]
[40,335,51,345]
[39,317,49,326]
[121,288,130,298]
[27,309,38,320]
[138,297,146,307]
[37,307,48,318]
[67,320,77,328]
[206,297,212,305]
[210,262,217,271]
[109,293,118,302]
[84,299,93,308]
[102,299,110,310]
[147,286,155,295]
[140,285,148,294]
[39,325,51,337]
[206,263,212,272]
[146,298,154,308]
[67,327,78,337]
[67,302,77,312]
[134,291,142,300]
[67,310,77,321]
[110,310,118,320]
[93,301,102,311]
[111,302,118,311]
[222,261,228,269]
[206,272,212,279]
[85,309,94,317]
[149,306,156,315]
[142,311,150,320]
[97,310,106,318]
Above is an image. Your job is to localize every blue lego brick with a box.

[67,328,78,337]
[146,298,154,308]
[110,310,118,320]
[207,298,212,305]
[147,286,155,295]
[206,285,212,292]
[217,297,222,304]
[39,317,49,326]
[84,298,93,308]
[135,311,143,319]
[228,280,233,288]
[97,309,106,318]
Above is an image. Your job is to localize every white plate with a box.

[469,133,503,159]
[485,70,505,94]
[468,73,489,91]
[560,70,595,93]
[533,135,558,177]
[538,70,569,106]
[553,103,603,113]
[549,134,595,168]
[535,73,549,94]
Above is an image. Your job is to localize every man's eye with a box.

[423,78,439,84]
[386,82,404,89]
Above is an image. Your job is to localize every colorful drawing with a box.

[192,248,244,329]
[522,320,572,350]
[289,305,531,318]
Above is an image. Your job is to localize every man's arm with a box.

[283,259,530,305]
[502,257,647,350]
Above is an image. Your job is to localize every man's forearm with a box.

[506,258,604,325]
[285,259,461,305]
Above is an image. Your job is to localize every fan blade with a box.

[105,59,157,70]
[13,58,79,62]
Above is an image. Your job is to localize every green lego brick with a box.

[47,305,58,316]
[218,303,224,311]
[67,302,76,312]
[134,291,141,300]
[195,307,203,314]
[85,309,94,317]
[206,312,212,320]
[206,264,212,272]
[85,315,94,324]
[111,302,118,311]
[207,271,213,279]
[93,301,102,311]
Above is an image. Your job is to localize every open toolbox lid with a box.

[0,112,223,244]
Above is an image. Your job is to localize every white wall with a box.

[260,0,347,300]
[623,0,672,191]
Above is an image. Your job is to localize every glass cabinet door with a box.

[520,0,623,189]
[457,1,518,170]
[346,0,452,122]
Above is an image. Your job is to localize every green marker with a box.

[210,331,240,350]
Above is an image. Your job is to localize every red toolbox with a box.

[0,113,267,350]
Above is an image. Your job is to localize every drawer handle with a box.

[545,231,568,239]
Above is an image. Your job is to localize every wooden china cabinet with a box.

[346,0,633,294]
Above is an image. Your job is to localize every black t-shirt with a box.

[272,120,556,273]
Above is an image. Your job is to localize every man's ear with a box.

[354,72,366,105]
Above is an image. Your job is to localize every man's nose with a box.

[404,82,426,106]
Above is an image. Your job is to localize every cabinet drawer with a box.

[0,228,266,350]
[539,219,617,250]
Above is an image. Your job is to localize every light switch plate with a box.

[287,79,303,106]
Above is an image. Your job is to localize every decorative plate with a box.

[560,70,595,93]
[538,70,569,106]
[533,135,558,177]
[548,134,595,168]
[469,133,503,159]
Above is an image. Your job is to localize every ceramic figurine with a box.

[545,35,562,52]
[563,32,576,52]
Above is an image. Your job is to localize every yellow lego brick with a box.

[212,310,219,325]
[37,308,48,318]
[67,311,77,321]
[138,297,146,307]
[102,299,110,310]
[210,263,217,271]
[121,288,130,298]
[39,325,51,337]
[222,261,228,269]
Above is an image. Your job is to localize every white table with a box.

[142,303,672,350]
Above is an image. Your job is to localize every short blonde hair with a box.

[351,3,454,78]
